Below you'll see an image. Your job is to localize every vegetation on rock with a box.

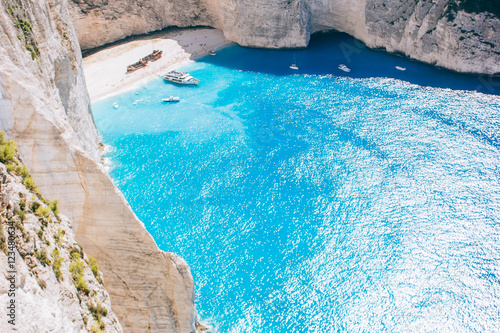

[52,248,63,280]
[5,2,40,59]
[0,131,115,331]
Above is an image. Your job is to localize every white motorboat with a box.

[396,66,406,71]
[112,103,119,109]
[163,71,200,85]
[209,50,216,56]
[338,64,351,72]
[162,96,180,103]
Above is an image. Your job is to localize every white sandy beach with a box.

[82,28,231,101]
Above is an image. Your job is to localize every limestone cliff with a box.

[68,0,500,75]
[0,140,122,332]
[309,0,500,75]
[0,1,196,332]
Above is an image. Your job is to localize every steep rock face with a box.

[0,1,196,332]
[69,0,219,49]
[216,0,310,48]
[69,0,310,49]
[0,156,122,332]
[327,0,500,74]
[68,0,500,74]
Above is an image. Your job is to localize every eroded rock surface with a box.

[0,1,196,332]
[69,0,500,74]
[0,156,122,333]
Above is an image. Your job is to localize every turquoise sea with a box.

[92,33,500,332]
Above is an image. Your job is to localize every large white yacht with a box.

[163,70,200,85]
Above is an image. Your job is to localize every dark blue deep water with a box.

[92,33,500,332]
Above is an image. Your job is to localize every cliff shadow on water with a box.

[198,32,500,96]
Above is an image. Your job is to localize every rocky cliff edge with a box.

[69,0,500,75]
[0,1,196,332]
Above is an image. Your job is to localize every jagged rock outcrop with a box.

[313,0,500,75]
[68,0,500,74]
[0,147,122,332]
[0,1,196,332]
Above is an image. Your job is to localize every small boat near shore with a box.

[112,103,119,109]
[163,71,200,85]
[162,96,180,103]
[396,66,406,71]
[338,64,351,72]
[209,50,216,56]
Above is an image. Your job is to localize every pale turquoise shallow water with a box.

[92,33,500,332]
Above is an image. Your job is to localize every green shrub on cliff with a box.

[13,18,39,60]
[0,131,9,144]
[30,200,41,212]
[69,258,84,275]
[6,3,40,60]
[54,229,64,246]
[70,259,90,295]
[0,131,17,163]
[35,249,50,266]
[89,302,108,319]
[52,248,63,281]
[17,165,29,178]
[89,301,107,331]
[18,210,26,222]
[88,256,101,282]
[49,200,60,218]
[36,206,51,219]
[23,176,38,192]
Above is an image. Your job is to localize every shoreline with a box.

[82,28,232,102]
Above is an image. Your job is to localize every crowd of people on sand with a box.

[126,50,163,74]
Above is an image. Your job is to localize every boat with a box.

[126,50,162,74]
[338,64,351,72]
[163,70,200,85]
[396,66,406,71]
[126,59,147,73]
[290,54,298,70]
[209,50,216,56]
[162,96,180,103]
[112,103,119,109]
[142,50,163,62]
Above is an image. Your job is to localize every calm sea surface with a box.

[92,33,500,332]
